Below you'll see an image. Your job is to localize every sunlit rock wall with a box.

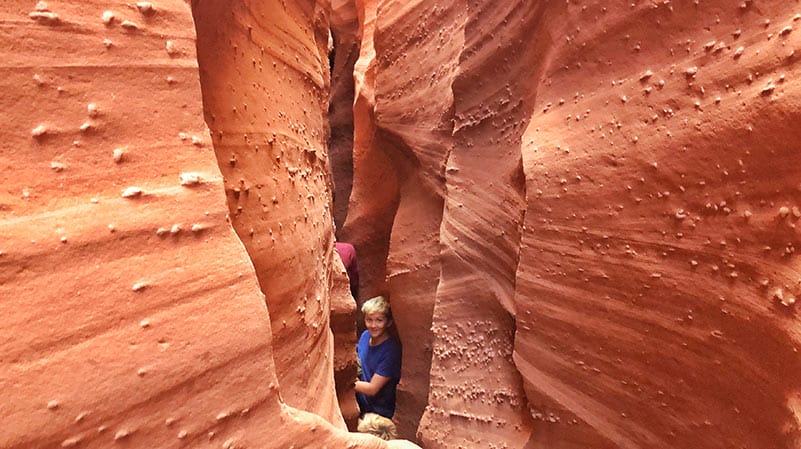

[193,0,346,426]
[0,1,418,448]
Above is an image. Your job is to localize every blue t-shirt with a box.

[356,330,402,418]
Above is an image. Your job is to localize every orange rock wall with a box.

[515,2,801,448]
[421,2,555,446]
[341,0,801,447]
[1,1,418,448]
[340,0,397,306]
[193,0,345,426]
[370,0,461,441]
[346,0,542,445]
[5,0,801,448]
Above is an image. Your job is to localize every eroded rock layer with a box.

[1,2,281,447]
[419,1,553,446]
[347,0,541,445]
[193,0,346,426]
[340,0,397,305]
[1,1,418,448]
[515,2,801,448]
[370,0,461,441]
[5,0,801,447]
[340,0,801,447]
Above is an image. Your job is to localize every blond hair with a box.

[361,295,392,320]
[357,412,398,440]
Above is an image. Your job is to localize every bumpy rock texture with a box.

[516,2,801,448]
[3,0,801,448]
[1,1,415,448]
[340,0,801,447]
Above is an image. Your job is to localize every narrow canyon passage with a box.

[194,0,801,447]
[2,1,801,449]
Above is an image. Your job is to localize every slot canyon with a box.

[2,0,801,448]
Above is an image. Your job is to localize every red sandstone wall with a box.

[347,0,539,445]
[340,0,397,309]
[515,2,801,448]
[193,0,345,426]
[0,1,418,448]
[5,0,801,448]
[368,0,461,441]
[341,0,801,447]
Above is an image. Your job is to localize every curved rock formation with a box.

[193,0,345,426]
[4,0,801,448]
[348,1,543,445]
[339,0,801,447]
[1,0,417,448]
[515,2,801,448]
[347,0,459,441]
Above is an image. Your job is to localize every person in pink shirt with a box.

[334,242,359,301]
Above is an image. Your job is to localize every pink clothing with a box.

[335,242,359,300]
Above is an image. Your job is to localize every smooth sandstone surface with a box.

[193,0,346,427]
[1,1,415,448]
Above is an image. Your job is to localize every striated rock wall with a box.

[419,2,556,447]
[0,2,280,447]
[515,1,801,448]
[369,0,461,441]
[4,0,801,447]
[1,0,418,448]
[346,0,544,445]
[193,0,345,426]
[340,0,801,447]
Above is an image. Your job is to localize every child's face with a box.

[364,312,390,340]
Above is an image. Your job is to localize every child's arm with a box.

[355,373,391,397]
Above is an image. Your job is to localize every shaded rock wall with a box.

[340,0,398,307]
[329,0,361,232]
[4,0,801,448]
[419,1,556,447]
[346,0,544,445]
[370,0,462,441]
